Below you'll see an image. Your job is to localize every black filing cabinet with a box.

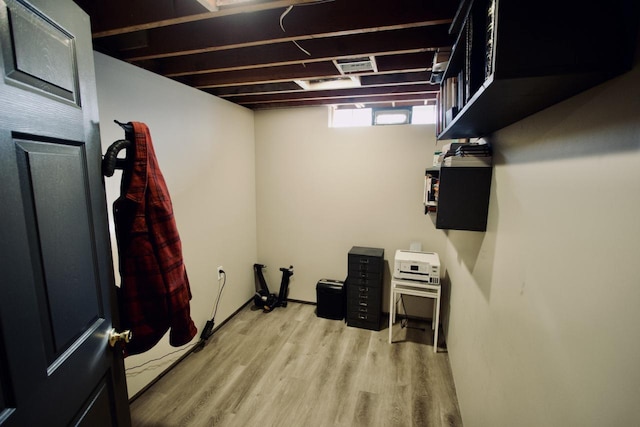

[346,246,384,330]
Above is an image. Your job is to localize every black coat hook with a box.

[102,120,134,177]
[114,119,133,135]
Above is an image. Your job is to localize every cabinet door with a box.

[436,167,492,231]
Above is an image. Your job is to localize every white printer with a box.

[393,250,440,284]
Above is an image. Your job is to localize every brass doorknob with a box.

[108,328,132,347]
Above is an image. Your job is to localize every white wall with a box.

[93,52,257,398]
[445,64,640,426]
[254,107,448,314]
[93,49,640,426]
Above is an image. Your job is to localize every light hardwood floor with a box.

[129,302,463,427]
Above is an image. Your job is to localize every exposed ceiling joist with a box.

[74,0,457,110]
[90,0,328,37]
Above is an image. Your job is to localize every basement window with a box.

[330,105,436,128]
[411,105,437,125]
[373,108,412,125]
[330,107,373,128]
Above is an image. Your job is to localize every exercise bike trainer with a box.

[253,263,293,312]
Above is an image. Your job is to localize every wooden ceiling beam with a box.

[207,72,435,96]
[188,65,435,89]
[76,0,456,111]
[360,72,433,86]
[117,22,451,62]
[152,26,448,77]
[94,1,456,61]
[207,82,304,96]
[219,84,438,103]
[182,61,340,88]
[374,52,435,73]
[75,0,329,38]
[241,92,438,109]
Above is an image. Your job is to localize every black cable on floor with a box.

[399,295,426,332]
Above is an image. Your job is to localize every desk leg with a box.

[432,300,436,330]
[433,291,441,353]
[388,289,394,344]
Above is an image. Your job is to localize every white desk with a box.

[388,277,441,352]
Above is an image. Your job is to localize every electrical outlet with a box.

[217,266,224,280]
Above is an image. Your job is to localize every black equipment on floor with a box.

[316,279,345,320]
[253,263,293,312]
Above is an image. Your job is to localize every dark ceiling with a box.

[74,0,458,110]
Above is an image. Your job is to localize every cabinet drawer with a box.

[346,284,375,298]
[347,309,379,321]
[347,305,380,319]
[348,257,383,274]
[347,295,381,313]
[346,314,380,331]
[347,270,381,283]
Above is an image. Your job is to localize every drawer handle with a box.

[358,314,368,320]
[359,302,368,307]
[359,259,369,264]
[359,294,368,299]
[358,307,368,313]
[359,287,367,292]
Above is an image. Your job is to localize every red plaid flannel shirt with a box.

[114,122,197,356]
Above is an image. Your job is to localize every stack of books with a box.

[485,0,497,80]
[443,143,492,167]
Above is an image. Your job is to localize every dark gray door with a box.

[0,0,130,425]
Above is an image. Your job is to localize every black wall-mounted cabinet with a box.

[426,166,492,231]
[436,0,639,140]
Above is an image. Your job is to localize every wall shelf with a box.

[436,0,639,140]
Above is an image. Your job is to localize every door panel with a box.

[16,137,103,362]
[0,0,79,103]
[0,0,130,425]
[74,378,117,426]
[0,329,11,420]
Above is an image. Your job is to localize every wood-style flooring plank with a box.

[129,302,463,427]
